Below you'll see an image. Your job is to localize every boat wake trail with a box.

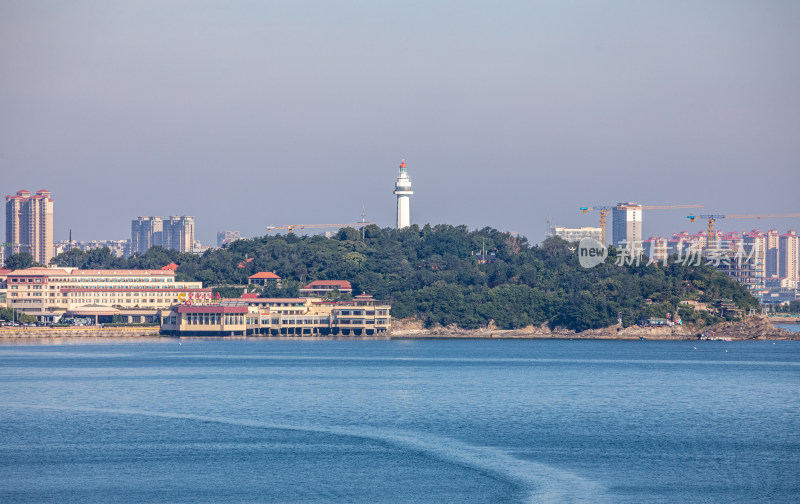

[5,403,608,503]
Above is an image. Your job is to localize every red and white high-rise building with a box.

[5,190,54,266]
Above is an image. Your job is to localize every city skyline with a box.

[1,1,798,245]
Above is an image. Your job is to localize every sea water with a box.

[0,338,798,503]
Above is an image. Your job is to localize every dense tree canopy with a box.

[47,225,759,331]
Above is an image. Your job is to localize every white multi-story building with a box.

[54,239,131,258]
[5,267,211,323]
[779,230,799,283]
[612,202,642,247]
[552,226,603,242]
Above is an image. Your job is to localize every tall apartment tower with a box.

[5,190,54,265]
[611,202,642,247]
[766,229,780,278]
[393,160,413,229]
[131,216,163,255]
[778,230,799,283]
[163,216,195,253]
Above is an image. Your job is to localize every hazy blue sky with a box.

[2,1,798,246]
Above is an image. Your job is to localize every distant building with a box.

[643,237,669,262]
[248,271,281,286]
[779,230,799,283]
[54,239,131,258]
[163,216,195,253]
[552,226,602,243]
[131,216,163,255]
[743,230,767,296]
[131,215,194,255]
[217,230,241,247]
[766,229,780,278]
[5,189,54,265]
[612,202,642,247]
[299,280,353,297]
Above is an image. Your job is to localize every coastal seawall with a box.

[0,326,161,339]
[1,318,796,341]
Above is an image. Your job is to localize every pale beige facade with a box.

[163,294,393,336]
[6,267,211,322]
[778,231,799,283]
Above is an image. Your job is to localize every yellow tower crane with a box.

[687,213,800,248]
[579,206,613,246]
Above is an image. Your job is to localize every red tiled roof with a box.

[161,263,179,271]
[302,280,352,289]
[249,271,281,279]
[241,293,259,298]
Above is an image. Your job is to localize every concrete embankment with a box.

[0,326,161,339]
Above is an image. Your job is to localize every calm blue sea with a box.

[1,338,798,503]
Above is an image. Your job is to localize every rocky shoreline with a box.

[389,317,799,341]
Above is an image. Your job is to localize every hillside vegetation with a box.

[46,224,759,331]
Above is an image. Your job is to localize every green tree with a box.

[4,252,37,270]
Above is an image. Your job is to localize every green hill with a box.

[46,224,759,331]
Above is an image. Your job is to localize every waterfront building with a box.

[217,230,241,247]
[162,293,391,336]
[5,190,54,265]
[5,267,210,323]
[778,230,799,283]
[299,280,353,297]
[612,202,642,248]
[131,217,163,255]
[393,160,413,229]
[552,226,602,242]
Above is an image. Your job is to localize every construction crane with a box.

[687,213,800,248]
[579,206,614,246]
[580,204,701,247]
[266,222,375,234]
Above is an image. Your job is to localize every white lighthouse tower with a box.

[393,159,413,229]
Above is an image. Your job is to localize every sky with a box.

[1,0,798,246]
